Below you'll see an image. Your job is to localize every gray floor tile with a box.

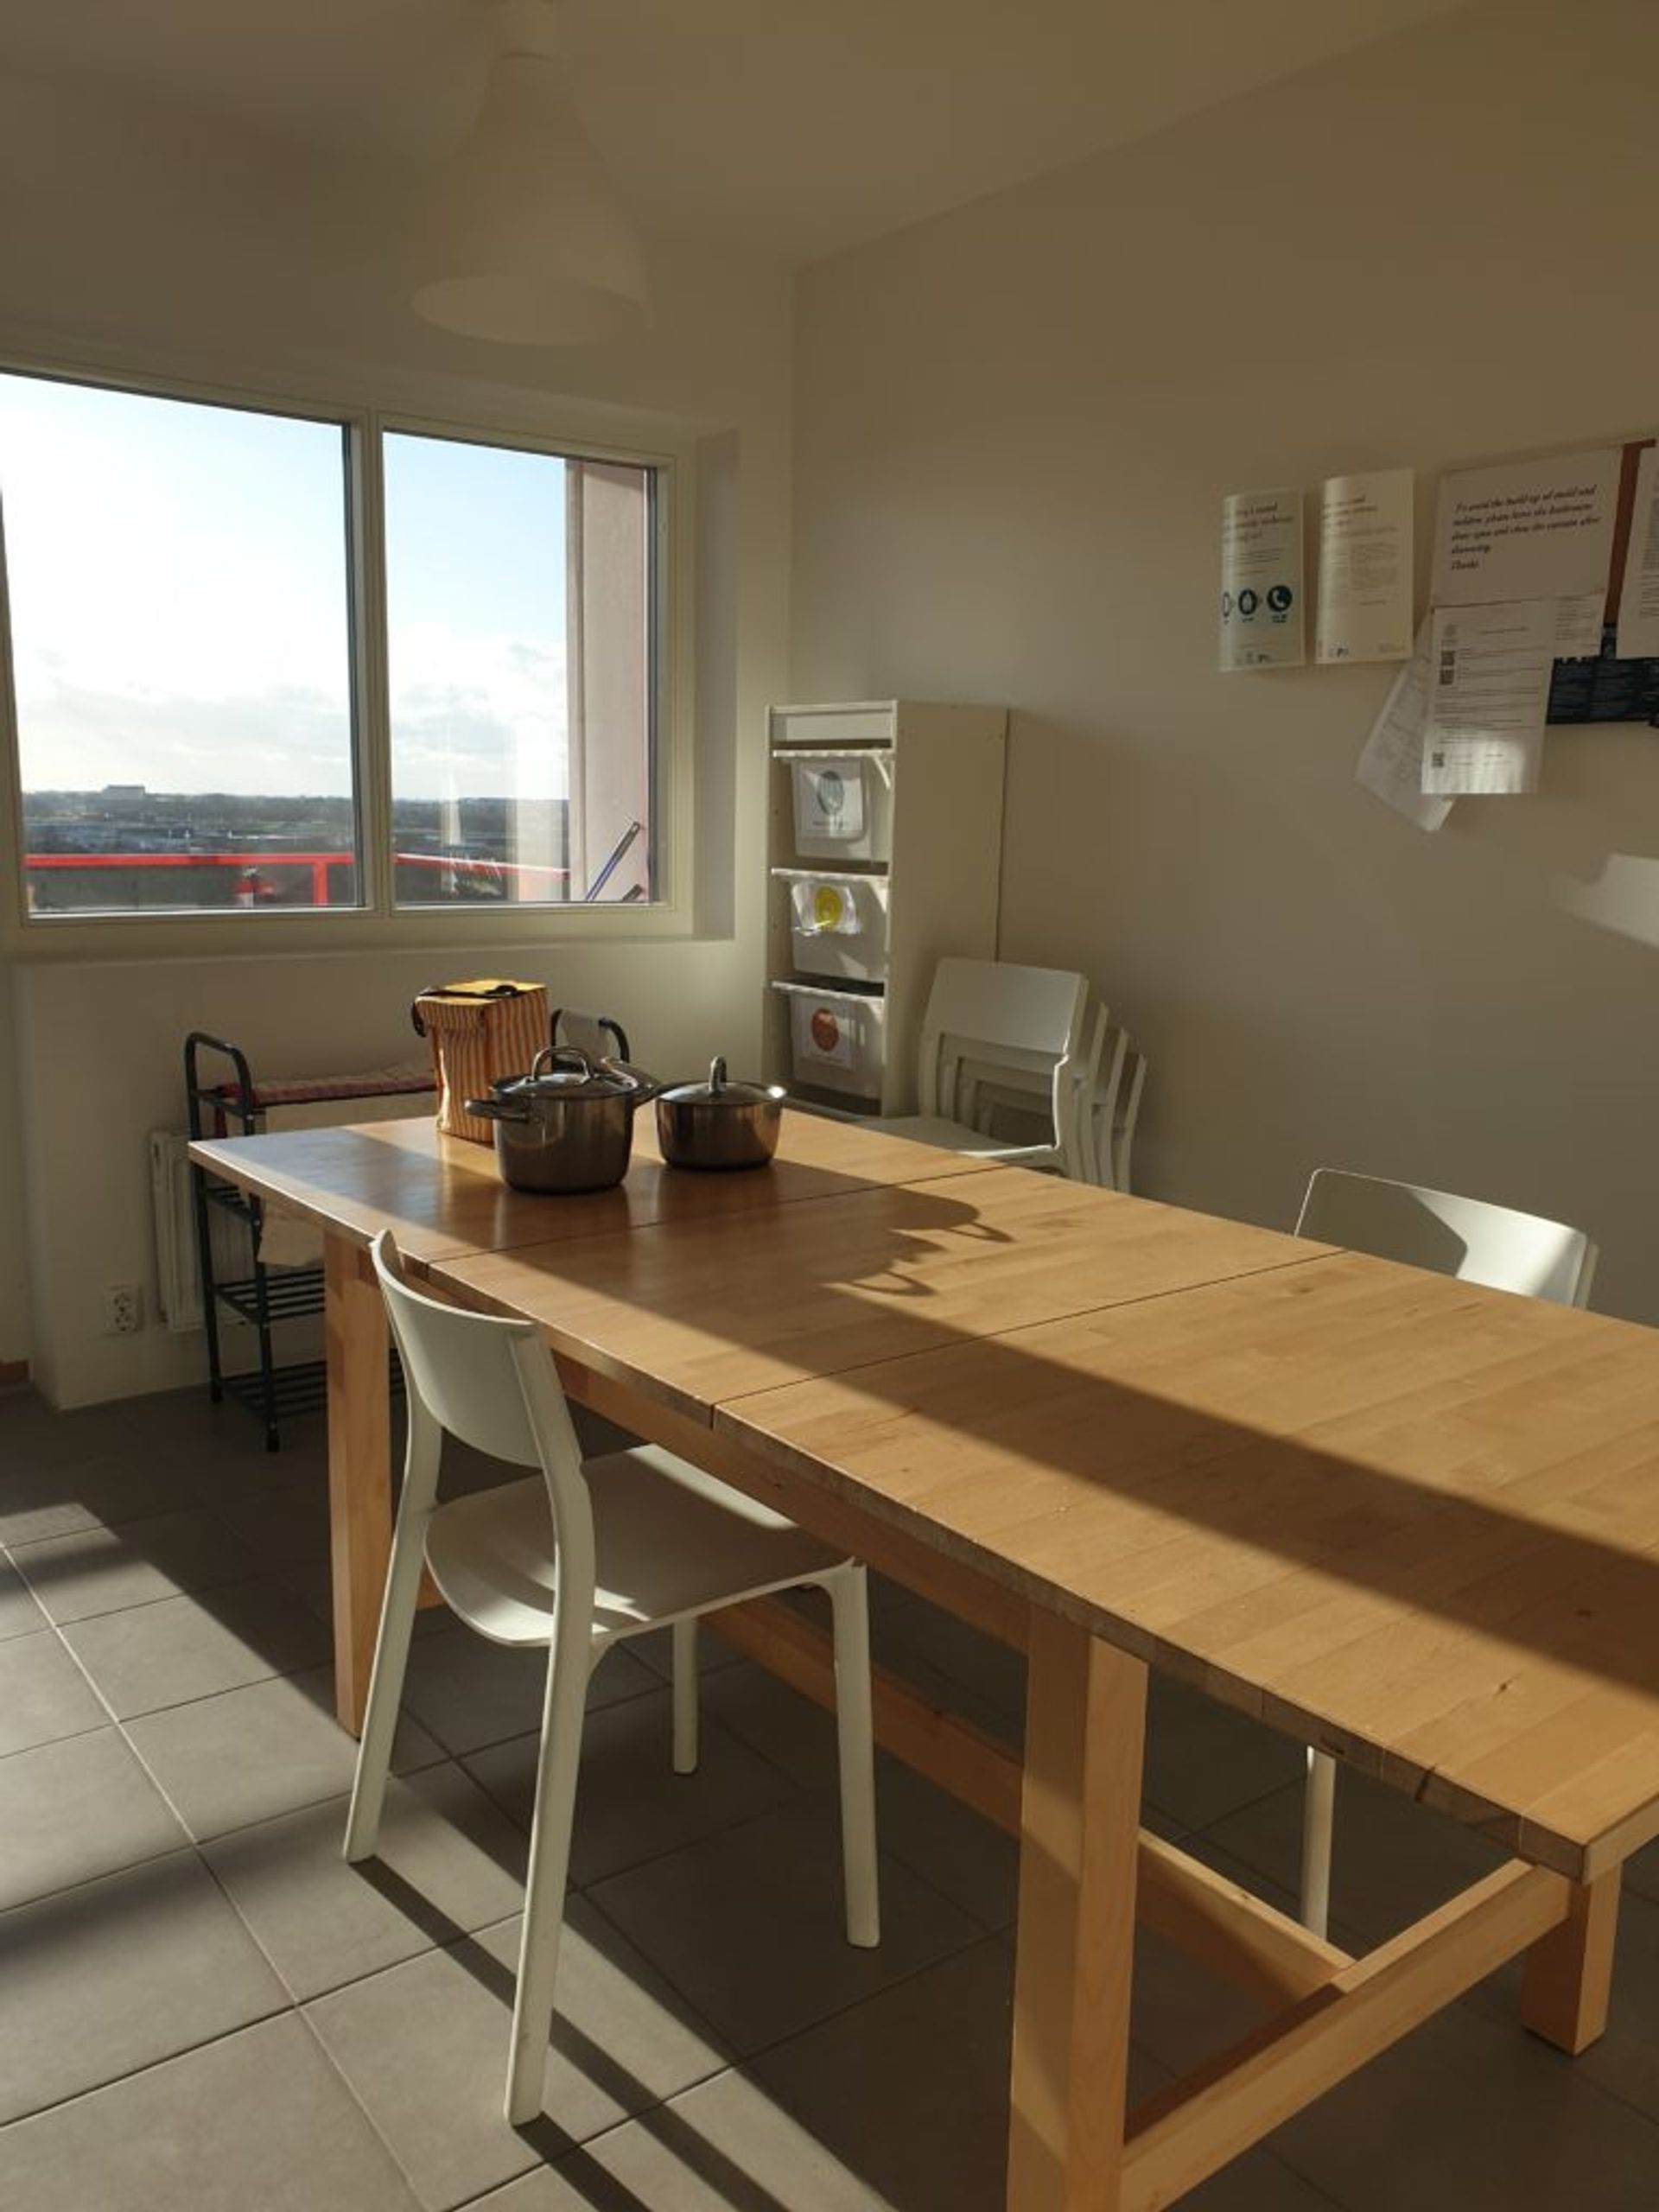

[1624,1834,1659,1908]
[125,1663,444,1840]
[462,1687,798,1889]
[204,1764,528,2000]
[742,1936,1014,2212]
[868,1575,1026,1745]
[1467,1883,1659,2133]
[198,1469,334,1567]
[0,1629,106,1754]
[60,1573,330,1719]
[865,1753,1019,1931]
[307,1900,728,2209]
[476,2070,906,2211]
[401,1626,658,1758]
[1142,1675,1305,1833]
[700,1656,843,1792]
[128,1388,331,1471]
[0,2013,422,2210]
[0,1847,287,2122]
[0,1727,188,1910]
[588,1798,982,2057]
[0,1392,144,1476]
[9,1505,257,1624]
[279,1554,454,1641]
[629,1617,747,1683]
[0,1556,46,1641]
[0,1452,201,1546]
[1199,1766,1508,1952]
[1271,1998,1659,2211]
[1127,1920,1274,2082]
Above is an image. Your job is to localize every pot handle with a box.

[463,1096,527,1123]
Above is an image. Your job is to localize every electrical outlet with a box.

[101,1283,143,1337]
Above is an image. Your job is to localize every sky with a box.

[0,372,574,803]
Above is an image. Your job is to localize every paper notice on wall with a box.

[1617,443,1659,659]
[1421,599,1555,796]
[1554,592,1608,658]
[1431,448,1619,608]
[1219,489,1305,671]
[1316,468,1414,664]
[1356,623,1452,831]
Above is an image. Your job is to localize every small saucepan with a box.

[466,1047,658,1194]
[655,1058,786,1172]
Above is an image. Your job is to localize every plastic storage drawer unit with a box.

[778,869,890,984]
[772,981,887,1100]
[786,750,893,864]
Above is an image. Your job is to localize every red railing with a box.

[24,849,570,906]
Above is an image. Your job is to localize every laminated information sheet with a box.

[1317,468,1414,664]
[1219,489,1305,671]
[1422,600,1556,796]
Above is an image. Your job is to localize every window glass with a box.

[0,374,358,915]
[384,429,654,906]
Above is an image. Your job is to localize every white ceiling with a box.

[0,0,1469,264]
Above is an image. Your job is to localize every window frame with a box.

[0,353,692,959]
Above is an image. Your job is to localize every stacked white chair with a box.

[1291,1169,1598,1939]
[882,957,1093,1179]
[890,961,1149,1192]
[345,1231,880,2123]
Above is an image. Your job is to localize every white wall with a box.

[0,72,791,1397]
[791,0,1659,1323]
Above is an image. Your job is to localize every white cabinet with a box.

[766,699,1007,1116]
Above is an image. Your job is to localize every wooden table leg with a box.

[1519,1866,1620,2056]
[324,1234,391,1736]
[1007,1610,1147,2211]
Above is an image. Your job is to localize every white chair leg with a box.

[671,1617,699,1775]
[505,1641,591,2126]
[1300,1745,1337,1941]
[343,1512,430,1863]
[824,1564,880,1948]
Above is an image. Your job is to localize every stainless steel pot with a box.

[466,1047,658,1194]
[655,1058,785,1172]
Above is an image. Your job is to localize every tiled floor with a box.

[3,1383,1659,2209]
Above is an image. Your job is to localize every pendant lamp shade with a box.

[413,1,649,347]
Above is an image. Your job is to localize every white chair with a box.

[1079,1024,1147,1194]
[1292,1169,1597,1938]
[550,1007,631,1065]
[345,1230,880,2124]
[885,957,1091,1179]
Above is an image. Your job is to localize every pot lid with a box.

[658,1056,786,1107]
[500,1046,640,1100]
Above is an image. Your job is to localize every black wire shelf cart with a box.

[184,1032,405,1451]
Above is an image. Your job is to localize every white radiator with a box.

[149,1130,240,1334]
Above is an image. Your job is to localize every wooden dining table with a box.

[189,1108,1659,2210]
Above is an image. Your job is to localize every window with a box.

[384,431,655,907]
[0,369,662,923]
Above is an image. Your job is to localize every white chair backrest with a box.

[370,1232,594,1556]
[551,1008,631,1065]
[918,960,1090,1125]
[1295,1171,1597,1307]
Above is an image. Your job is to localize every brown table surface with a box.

[429,1168,1331,1426]
[711,1249,1659,1881]
[188,1105,1007,1266]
